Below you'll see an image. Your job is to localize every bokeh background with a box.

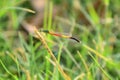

[0,0,120,80]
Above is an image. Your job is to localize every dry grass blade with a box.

[77,51,91,80]
[25,70,31,80]
[74,73,85,80]
[34,27,71,80]
[83,44,111,62]
[1,7,35,13]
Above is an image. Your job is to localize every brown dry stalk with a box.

[34,27,71,80]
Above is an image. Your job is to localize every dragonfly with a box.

[39,29,80,43]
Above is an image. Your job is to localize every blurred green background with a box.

[0,0,120,80]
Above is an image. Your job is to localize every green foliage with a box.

[0,0,120,80]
